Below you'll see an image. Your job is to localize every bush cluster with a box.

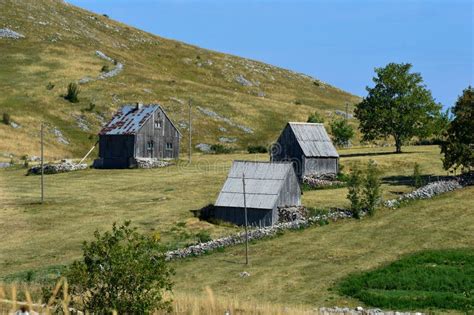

[346,160,381,218]
[247,145,268,154]
[210,144,233,154]
[64,82,80,103]
[2,113,11,125]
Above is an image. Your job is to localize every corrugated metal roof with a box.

[100,105,158,135]
[215,161,293,210]
[288,122,339,157]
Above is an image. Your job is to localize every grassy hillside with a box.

[0,0,359,160]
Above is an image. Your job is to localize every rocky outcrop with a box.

[0,28,24,39]
[27,160,87,175]
[278,205,308,223]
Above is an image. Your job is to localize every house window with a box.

[147,140,154,151]
[166,142,173,150]
[154,120,162,129]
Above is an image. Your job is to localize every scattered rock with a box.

[98,62,123,79]
[0,162,11,168]
[0,28,24,39]
[28,156,41,162]
[218,137,236,143]
[27,160,87,175]
[278,206,308,223]
[319,307,423,315]
[195,143,212,153]
[72,114,90,131]
[143,88,152,94]
[303,174,343,188]
[95,50,114,62]
[239,271,250,278]
[257,91,265,97]
[51,127,69,145]
[178,122,188,129]
[218,127,227,132]
[196,106,253,134]
[79,76,93,84]
[10,121,21,129]
[235,74,253,86]
[134,158,171,169]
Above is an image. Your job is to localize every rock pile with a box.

[319,306,423,315]
[165,208,352,261]
[196,106,254,134]
[334,110,353,119]
[134,158,170,169]
[27,160,87,175]
[303,174,344,188]
[0,28,24,39]
[278,206,308,223]
[384,180,462,208]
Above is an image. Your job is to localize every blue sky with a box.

[69,0,473,108]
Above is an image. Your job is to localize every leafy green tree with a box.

[355,63,442,153]
[64,82,80,103]
[330,118,354,147]
[59,222,173,313]
[440,86,473,171]
[307,111,325,123]
[363,160,381,216]
[347,166,363,218]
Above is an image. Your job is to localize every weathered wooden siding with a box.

[303,157,338,176]
[276,167,301,208]
[135,108,180,159]
[213,207,274,227]
[98,135,135,168]
[272,125,304,177]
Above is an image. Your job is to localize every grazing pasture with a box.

[1,145,471,312]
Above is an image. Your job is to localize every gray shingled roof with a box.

[215,161,293,210]
[100,104,181,136]
[289,122,339,157]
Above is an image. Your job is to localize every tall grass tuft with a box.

[64,83,80,103]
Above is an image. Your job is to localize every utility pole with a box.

[345,102,349,122]
[188,99,192,164]
[40,122,44,203]
[242,173,249,265]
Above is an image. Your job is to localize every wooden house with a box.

[214,161,301,226]
[271,122,339,178]
[95,103,180,168]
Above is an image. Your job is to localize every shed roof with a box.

[288,122,339,157]
[99,104,181,136]
[215,161,294,210]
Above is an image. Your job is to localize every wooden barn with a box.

[214,161,301,227]
[271,122,339,178]
[95,103,180,168]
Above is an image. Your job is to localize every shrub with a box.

[101,65,110,72]
[2,113,11,125]
[347,161,382,217]
[64,82,80,103]
[330,118,354,147]
[210,144,233,154]
[45,221,173,313]
[86,102,96,112]
[307,111,324,123]
[363,160,381,216]
[46,82,55,90]
[247,145,268,154]
[195,230,212,243]
[413,163,423,188]
[346,166,363,218]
